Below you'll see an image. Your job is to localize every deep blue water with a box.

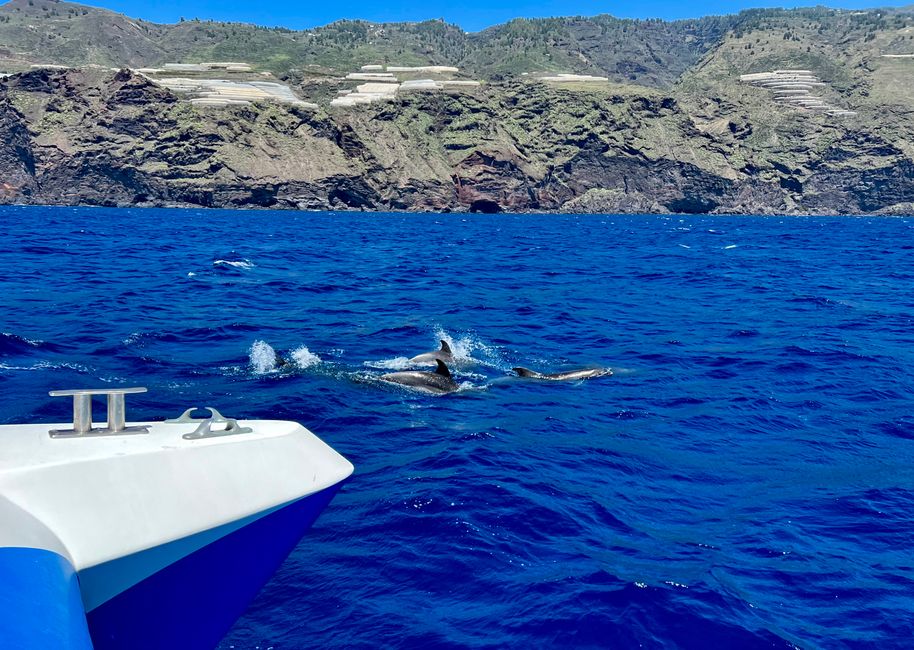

[1,206,913,649]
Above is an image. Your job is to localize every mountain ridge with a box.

[0,1,913,214]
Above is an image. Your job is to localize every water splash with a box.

[250,340,322,375]
[456,380,487,393]
[291,345,322,369]
[249,340,280,374]
[364,329,508,371]
[364,357,413,370]
[433,327,509,370]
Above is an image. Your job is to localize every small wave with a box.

[0,332,42,347]
[724,244,738,250]
[878,417,914,440]
[214,259,255,270]
[124,324,260,348]
[0,361,90,373]
[789,295,841,308]
[0,332,48,356]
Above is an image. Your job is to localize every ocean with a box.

[1,206,912,648]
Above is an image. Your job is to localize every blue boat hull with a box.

[0,483,344,650]
[0,547,94,650]
[87,483,343,649]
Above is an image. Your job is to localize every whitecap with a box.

[214,259,255,270]
[724,244,738,250]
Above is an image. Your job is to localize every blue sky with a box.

[74,0,914,31]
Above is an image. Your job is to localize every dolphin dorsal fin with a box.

[439,340,452,355]
[513,367,538,378]
[435,359,452,378]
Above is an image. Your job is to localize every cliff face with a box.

[0,68,911,215]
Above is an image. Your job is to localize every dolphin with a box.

[409,339,454,366]
[513,367,612,381]
[381,359,459,394]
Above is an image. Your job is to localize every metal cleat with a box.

[165,407,229,424]
[172,407,253,440]
[48,387,149,438]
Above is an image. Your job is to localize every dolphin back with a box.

[408,340,453,365]
[435,359,452,378]
[514,366,611,380]
[547,368,610,380]
[380,363,458,393]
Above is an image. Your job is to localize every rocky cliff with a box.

[0,67,911,214]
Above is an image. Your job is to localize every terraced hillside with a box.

[0,0,734,84]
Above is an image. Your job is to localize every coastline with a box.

[0,203,908,217]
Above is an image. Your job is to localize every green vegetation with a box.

[3,0,910,90]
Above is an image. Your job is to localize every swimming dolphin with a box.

[273,350,292,369]
[513,367,612,381]
[408,339,454,366]
[381,359,459,394]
